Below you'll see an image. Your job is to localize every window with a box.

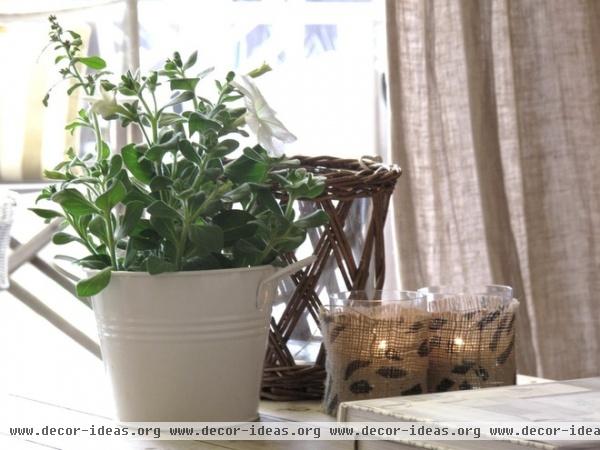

[137,0,385,158]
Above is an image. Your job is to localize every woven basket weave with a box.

[261,156,401,400]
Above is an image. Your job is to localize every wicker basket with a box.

[261,155,401,400]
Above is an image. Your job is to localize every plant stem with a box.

[69,216,99,256]
[91,112,103,161]
[246,193,257,213]
[138,94,156,142]
[138,122,152,146]
[104,210,118,270]
[64,41,106,164]
[175,212,189,270]
[285,195,295,219]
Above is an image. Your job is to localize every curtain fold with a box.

[386,0,600,379]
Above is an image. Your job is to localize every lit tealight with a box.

[454,337,465,347]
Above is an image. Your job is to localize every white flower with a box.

[85,86,120,120]
[231,75,297,157]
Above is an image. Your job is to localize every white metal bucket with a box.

[57,258,313,422]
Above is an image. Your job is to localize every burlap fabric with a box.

[320,304,430,415]
[427,296,519,392]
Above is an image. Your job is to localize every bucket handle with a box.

[256,256,316,310]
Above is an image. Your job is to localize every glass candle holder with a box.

[418,285,518,393]
[0,190,17,290]
[320,290,429,415]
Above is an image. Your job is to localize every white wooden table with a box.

[0,376,549,450]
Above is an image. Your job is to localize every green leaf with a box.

[183,50,198,70]
[147,200,180,219]
[188,192,206,211]
[188,224,224,255]
[276,228,307,252]
[52,232,83,245]
[223,94,243,103]
[100,141,111,160]
[95,181,126,211]
[129,235,158,252]
[202,167,222,181]
[233,239,263,266]
[243,146,270,162]
[209,139,239,157]
[118,201,144,239]
[189,112,221,136]
[54,254,77,263]
[149,176,173,192]
[155,130,181,150]
[77,254,112,270]
[254,189,282,215]
[122,185,154,206]
[145,255,176,275]
[88,215,109,245]
[158,112,185,127]
[224,155,268,184]
[76,267,112,297]
[196,66,215,80]
[213,210,258,244]
[76,56,107,70]
[78,214,93,232]
[177,139,201,164]
[145,146,168,163]
[117,86,137,96]
[123,239,138,268]
[36,185,57,202]
[107,154,123,178]
[294,210,329,229]
[66,83,82,95]
[169,78,199,91]
[247,62,272,79]
[30,208,63,219]
[122,143,153,184]
[149,216,178,243]
[162,91,194,110]
[282,169,326,199]
[52,189,100,217]
[100,79,116,91]
[43,170,67,180]
[223,183,252,203]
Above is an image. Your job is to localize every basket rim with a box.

[291,155,401,176]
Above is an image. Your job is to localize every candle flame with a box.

[377,340,388,351]
[454,337,465,347]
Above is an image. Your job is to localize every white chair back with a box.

[0,190,17,289]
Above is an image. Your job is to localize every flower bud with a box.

[247,63,272,79]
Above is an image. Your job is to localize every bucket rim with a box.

[84,263,277,278]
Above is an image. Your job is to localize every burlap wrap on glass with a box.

[427,296,519,392]
[320,304,430,415]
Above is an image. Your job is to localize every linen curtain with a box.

[386,0,600,379]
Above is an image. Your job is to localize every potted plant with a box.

[33,16,328,422]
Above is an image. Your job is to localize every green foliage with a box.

[34,16,329,297]
[76,267,112,297]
